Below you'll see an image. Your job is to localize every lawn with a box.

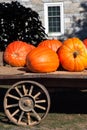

[1,112,87,130]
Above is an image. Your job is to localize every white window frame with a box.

[44,2,64,37]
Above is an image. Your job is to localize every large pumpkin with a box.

[58,37,87,71]
[26,46,59,73]
[83,38,87,48]
[38,39,62,52]
[4,41,35,67]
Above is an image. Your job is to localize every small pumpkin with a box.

[26,46,59,73]
[4,41,35,67]
[58,37,87,71]
[38,39,62,52]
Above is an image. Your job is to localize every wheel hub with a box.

[19,96,34,112]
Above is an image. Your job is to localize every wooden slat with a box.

[0,66,87,79]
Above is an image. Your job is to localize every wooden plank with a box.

[0,52,4,66]
[0,67,87,89]
[0,66,87,79]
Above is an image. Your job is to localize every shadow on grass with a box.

[0,87,12,125]
[0,88,6,112]
[0,113,11,125]
[49,88,87,114]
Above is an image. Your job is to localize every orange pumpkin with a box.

[83,38,87,48]
[4,41,35,67]
[58,37,87,71]
[26,46,59,73]
[38,39,62,52]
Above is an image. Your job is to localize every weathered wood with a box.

[0,66,87,79]
[0,52,4,66]
[0,66,87,89]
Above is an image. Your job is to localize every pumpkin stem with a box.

[73,51,78,58]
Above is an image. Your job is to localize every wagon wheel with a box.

[4,80,50,126]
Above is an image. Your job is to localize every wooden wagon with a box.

[0,65,87,126]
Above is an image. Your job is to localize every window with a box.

[44,2,64,36]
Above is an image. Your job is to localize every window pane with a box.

[48,6,61,33]
[48,6,60,16]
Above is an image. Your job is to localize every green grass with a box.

[39,113,87,130]
[1,112,87,130]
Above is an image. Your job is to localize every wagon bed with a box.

[1,66,87,126]
[0,66,87,79]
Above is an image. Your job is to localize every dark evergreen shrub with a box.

[0,1,47,51]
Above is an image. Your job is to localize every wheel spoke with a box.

[27,112,31,125]
[35,99,46,103]
[15,86,23,97]
[11,109,20,117]
[23,85,28,95]
[7,94,20,100]
[6,103,19,108]
[18,111,24,123]
[32,109,41,121]
[34,92,41,99]
[35,104,46,110]
[29,85,34,96]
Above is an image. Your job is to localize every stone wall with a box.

[63,0,87,40]
[0,0,87,40]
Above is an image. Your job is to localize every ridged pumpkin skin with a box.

[58,37,87,71]
[38,39,62,52]
[4,41,35,67]
[83,38,87,48]
[26,46,59,73]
